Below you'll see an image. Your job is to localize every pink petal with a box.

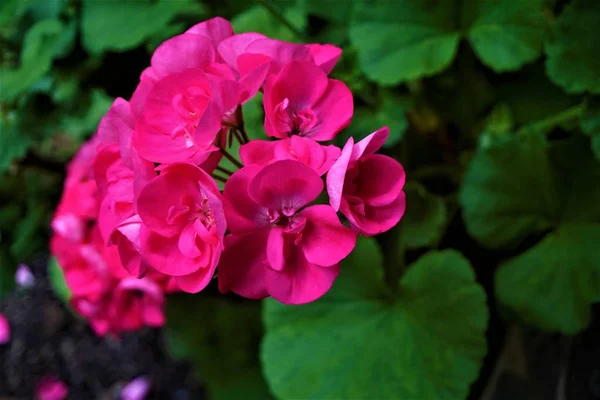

[97,98,134,149]
[137,163,218,238]
[343,191,406,236]
[36,375,68,400]
[248,160,323,213]
[245,39,312,75]
[308,43,342,74]
[151,33,215,79]
[218,231,269,299]
[217,32,267,70]
[265,247,339,304]
[175,259,219,293]
[274,136,341,176]
[299,205,356,267]
[186,16,234,48]
[352,127,389,161]
[223,165,269,235]
[133,69,220,164]
[237,53,271,102]
[121,376,151,400]
[270,60,329,111]
[239,140,277,166]
[309,79,353,141]
[355,154,406,207]
[140,228,212,277]
[15,263,35,287]
[0,313,10,344]
[267,227,286,271]
[326,137,354,211]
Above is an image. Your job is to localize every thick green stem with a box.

[517,104,583,135]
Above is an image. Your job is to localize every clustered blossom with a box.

[51,136,177,336]
[51,16,406,331]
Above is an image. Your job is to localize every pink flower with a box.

[137,163,226,293]
[240,136,340,176]
[133,68,224,164]
[121,376,151,400]
[220,160,356,304]
[109,278,165,332]
[263,60,353,141]
[327,127,406,236]
[218,34,342,77]
[35,375,68,400]
[0,312,9,344]
[15,263,35,287]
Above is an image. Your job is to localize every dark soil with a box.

[0,257,205,400]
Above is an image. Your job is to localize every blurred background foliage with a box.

[1,0,599,399]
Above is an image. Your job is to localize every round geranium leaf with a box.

[496,223,600,334]
[262,237,488,400]
[545,0,600,94]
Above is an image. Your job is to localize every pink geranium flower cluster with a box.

[52,17,406,316]
[51,136,177,336]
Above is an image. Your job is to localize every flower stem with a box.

[254,0,306,41]
[235,106,250,144]
[381,224,406,295]
[219,148,243,169]
[517,104,583,135]
[216,165,234,176]
[212,173,227,183]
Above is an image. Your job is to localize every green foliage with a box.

[262,237,488,399]
[81,0,200,54]
[545,0,600,94]
[496,223,600,334]
[581,96,600,159]
[165,294,273,399]
[460,133,600,249]
[48,257,71,303]
[402,182,447,249]
[349,0,548,85]
[2,0,600,396]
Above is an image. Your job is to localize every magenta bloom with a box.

[35,375,68,400]
[15,263,35,287]
[240,135,340,176]
[327,127,406,236]
[219,160,356,304]
[0,312,9,344]
[263,60,353,141]
[109,278,165,331]
[121,376,151,400]
[137,163,226,293]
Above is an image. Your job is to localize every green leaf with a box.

[336,92,411,147]
[545,0,600,94]
[48,257,71,303]
[403,182,447,249]
[460,133,600,249]
[59,89,113,139]
[0,112,31,171]
[496,223,600,334]
[495,64,581,126]
[581,96,600,160]
[0,19,65,101]
[81,0,192,54]
[465,0,549,72]
[165,295,273,399]
[262,237,488,400]
[232,4,306,42]
[349,0,460,85]
[349,0,548,85]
